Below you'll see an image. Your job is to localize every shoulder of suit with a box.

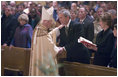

[71,21,81,26]
[85,16,93,23]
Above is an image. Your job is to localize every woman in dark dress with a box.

[10,14,33,48]
[84,12,114,67]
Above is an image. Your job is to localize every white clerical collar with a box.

[66,19,71,28]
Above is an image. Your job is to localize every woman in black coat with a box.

[108,24,117,68]
[84,12,114,67]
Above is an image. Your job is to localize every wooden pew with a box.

[1,48,4,76]
[57,51,117,76]
[1,46,31,76]
[2,46,117,76]
[63,61,117,76]
[56,50,67,76]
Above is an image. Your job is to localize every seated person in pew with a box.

[108,24,117,68]
[83,12,114,67]
[10,14,33,48]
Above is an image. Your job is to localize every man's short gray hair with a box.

[58,9,71,18]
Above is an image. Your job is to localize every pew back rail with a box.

[1,46,31,76]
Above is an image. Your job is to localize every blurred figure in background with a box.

[37,4,42,17]
[1,5,18,46]
[10,1,16,7]
[53,1,58,21]
[100,2,108,12]
[94,1,101,12]
[71,3,77,12]
[28,8,40,29]
[1,1,8,17]
[15,3,25,19]
[108,9,117,30]
[11,7,16,16]
[70,10,78,22]
[93,7,104,43]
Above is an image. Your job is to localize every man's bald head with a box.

[71,3,77,11]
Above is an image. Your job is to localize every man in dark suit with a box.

[57,9,90,64]
[78,7,94,57]
[78,7,94,41]
[1,5,18,46]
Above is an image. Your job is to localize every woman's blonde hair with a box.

[18,13,29,23]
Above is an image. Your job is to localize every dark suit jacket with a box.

[59,21,90,64]
[78,15,94,41]
[93,28,114,67]
[1,15,18,45]
[109,38,117,68]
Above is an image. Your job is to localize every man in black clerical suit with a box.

[57,9,90,64]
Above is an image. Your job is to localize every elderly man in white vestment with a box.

[29,6,64,76]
